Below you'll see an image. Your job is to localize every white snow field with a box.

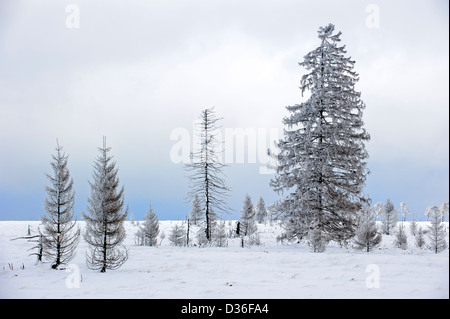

[0,220,448,299]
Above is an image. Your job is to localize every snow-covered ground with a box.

[0,220,448,299]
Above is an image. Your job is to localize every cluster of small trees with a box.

[352,199,448,253]
[134,197,447,255]
[133,193,269,249]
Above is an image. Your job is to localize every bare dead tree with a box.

[185,107,231,242]
[11,228,47,263]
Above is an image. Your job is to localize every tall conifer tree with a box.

[270,24,370,244]
[42,140,80,269]
[83,137,128,272]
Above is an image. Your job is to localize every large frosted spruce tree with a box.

[270,24,370,245]
[83,137,128,272]
[42,140,80,269]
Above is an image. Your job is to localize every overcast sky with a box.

[0,0,448,220]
